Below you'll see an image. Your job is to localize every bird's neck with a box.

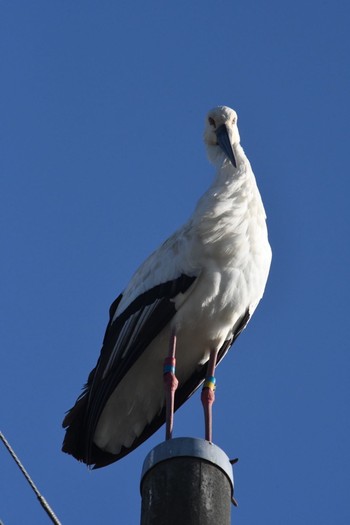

[193,144,266,240]
[209,144,255,200]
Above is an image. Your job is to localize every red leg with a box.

[163,333,178,440]
[201,349,219,442]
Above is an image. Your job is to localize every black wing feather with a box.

[62,274,196,465]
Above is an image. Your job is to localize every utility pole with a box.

[140,438,236,525]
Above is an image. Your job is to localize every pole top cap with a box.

[141,437,234,491]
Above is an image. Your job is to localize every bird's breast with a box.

[173,195,271,348]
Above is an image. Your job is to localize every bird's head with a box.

[204,106,240,168]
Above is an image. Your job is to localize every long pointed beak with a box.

[216,124,237,167]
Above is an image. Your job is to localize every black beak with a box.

[216,124,237,168]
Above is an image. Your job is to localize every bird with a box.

[62,105,272,468]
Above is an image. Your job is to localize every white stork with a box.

[62,106,272,468]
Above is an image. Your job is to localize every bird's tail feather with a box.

[62,392,89,461]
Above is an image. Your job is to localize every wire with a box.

[0,431,61,525]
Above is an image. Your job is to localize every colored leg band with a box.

[203,375,216,391]
[163,357,176,375]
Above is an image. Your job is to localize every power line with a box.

[0,431,61,525]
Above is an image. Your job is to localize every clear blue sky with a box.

[1,1,349,523]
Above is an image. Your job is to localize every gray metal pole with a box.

[140,438,235,525]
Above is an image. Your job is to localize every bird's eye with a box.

[208,117,216,128]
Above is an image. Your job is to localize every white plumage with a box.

[62,106,271,467]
